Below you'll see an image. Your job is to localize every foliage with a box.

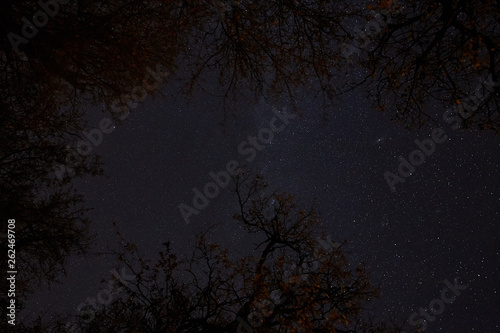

[62,174,401,332]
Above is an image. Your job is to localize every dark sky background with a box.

[20,67,499,331]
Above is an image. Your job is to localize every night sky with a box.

[17,61,500,332]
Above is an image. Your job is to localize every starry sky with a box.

[20,67,499,331]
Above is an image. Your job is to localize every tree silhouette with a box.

[183,0,362,108]
[0,0,181,307]
[358,0,500,132]
[0,96,100,325]
[1,0,181,119]
[60,174,401,333]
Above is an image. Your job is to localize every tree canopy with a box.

[359,0,500,132]
[58,173,401,333]
[1,0,497,331]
